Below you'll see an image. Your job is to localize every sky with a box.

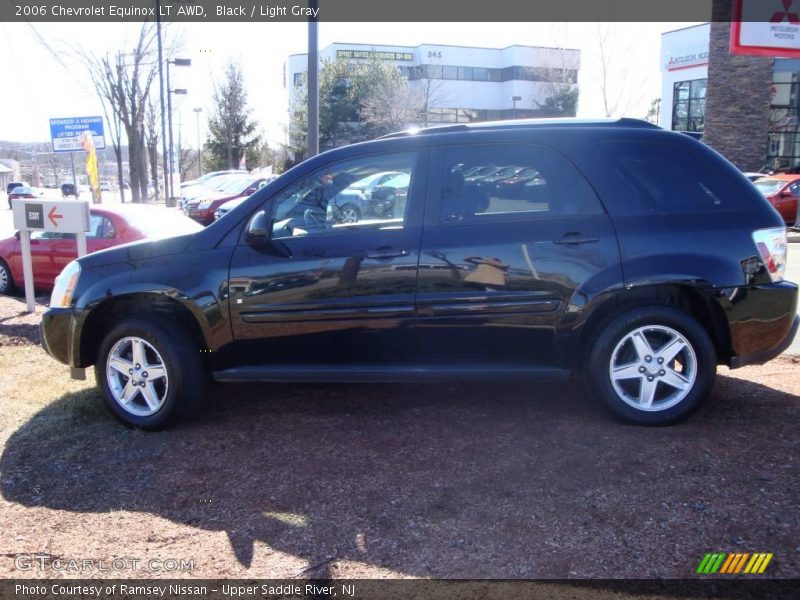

[0,20,705,150]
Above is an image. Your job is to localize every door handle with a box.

[366,248,410,259]
[553,232,599,245]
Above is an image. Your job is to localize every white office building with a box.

[287,42,580,125]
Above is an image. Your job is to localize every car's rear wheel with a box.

[588,306,716,425]
[339,203,361,223]
[0,259,15,295]
[95,318,203,429]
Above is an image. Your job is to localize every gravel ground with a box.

[0,294,798,582]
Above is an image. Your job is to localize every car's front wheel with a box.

[96,318,204,429]
[588,306,716,425]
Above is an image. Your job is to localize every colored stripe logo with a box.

[697,552,773,574]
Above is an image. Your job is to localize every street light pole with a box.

[156,1,168,204]
[166,58,191,207]
[193,107,203,177]
[166,59,173,204]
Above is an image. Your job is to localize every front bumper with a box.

[41,307,82,368]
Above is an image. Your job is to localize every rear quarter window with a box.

[598,141,747,214]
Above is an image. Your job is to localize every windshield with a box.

[213,176,253,194]
[753,179,788,196]
[123,208,204,238]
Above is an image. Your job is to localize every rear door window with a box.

[598,141,746,213]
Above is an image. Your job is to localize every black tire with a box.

[0,259,15,295]
[338,203,361,224]
[95,318,204,429]
[587,306,716,425]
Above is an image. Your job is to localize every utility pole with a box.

[307,0,319,158]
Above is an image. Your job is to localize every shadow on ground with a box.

[2,373,799,582]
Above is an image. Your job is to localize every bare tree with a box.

[178,146,198,181]
[593,25,642,118]
[145,99,160,199]
[75,24,160,203]
[361,74,422,133]
[410,64,452,127]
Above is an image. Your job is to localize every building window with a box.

[413,64,576,84]
[672,79,706,132]
[293,72,304,87]
[768,70,800,171]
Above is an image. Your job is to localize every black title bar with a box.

[1,0,721,23]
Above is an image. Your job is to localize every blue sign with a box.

[49,116,106,153]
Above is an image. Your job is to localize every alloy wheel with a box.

[608,325,697,412]
[106,336,169,417]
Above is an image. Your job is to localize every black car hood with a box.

[77,233,200,270]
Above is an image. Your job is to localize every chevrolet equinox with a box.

[40,119,799,428]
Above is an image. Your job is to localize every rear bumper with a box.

[726,280,799,368]
[729,314,798,368]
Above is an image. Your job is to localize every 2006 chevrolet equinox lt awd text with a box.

[40,119,799,429]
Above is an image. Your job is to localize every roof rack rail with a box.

[380,117,660,139]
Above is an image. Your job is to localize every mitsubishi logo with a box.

[771,0,800,24]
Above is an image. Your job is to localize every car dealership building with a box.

[661,20,800,172]
[287,42,581,125]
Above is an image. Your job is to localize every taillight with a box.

[752,227,787,282]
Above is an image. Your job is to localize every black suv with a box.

[41,119,798,428]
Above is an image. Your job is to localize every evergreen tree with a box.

[205,61,261,171]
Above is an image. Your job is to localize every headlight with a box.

[50,261,81,308]
[197,200,212,210]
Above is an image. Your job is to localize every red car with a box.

[753,174,799,225]
[0,205,201,294]
[186,177,267,226]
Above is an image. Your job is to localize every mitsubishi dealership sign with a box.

[731,0,800,57]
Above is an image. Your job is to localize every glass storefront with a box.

[768,68,800,172]
[671,79,706,133]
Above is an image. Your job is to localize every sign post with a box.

[11,199,90,313]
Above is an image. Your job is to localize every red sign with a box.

[48,206,63,228]
[731,0,800,57]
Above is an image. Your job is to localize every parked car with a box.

[7,185,43,209]
[214,196,248,221]
[752,175,799,225]
[179,174,250,211]
[330,171,408,223]
[61,183,79,198]
[7,181,29,196]
[0,205,201,294]
[100,181,112,192]
[181,170,242,190]
[40,118,797,429]
[186,177,268,226]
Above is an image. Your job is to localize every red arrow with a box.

[48,206,63,228]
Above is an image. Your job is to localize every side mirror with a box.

[246,210,269,242]
[14,231,20,240]
[245,187,257,196]
[780,189,794,198]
